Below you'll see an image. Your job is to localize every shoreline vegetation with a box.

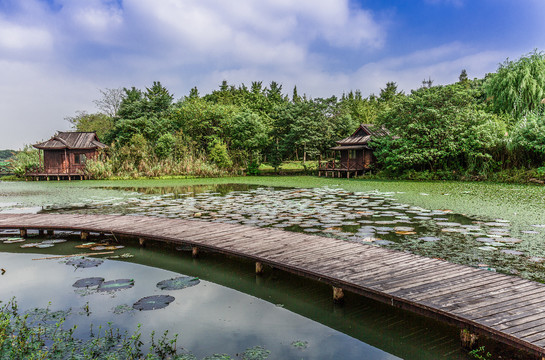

[3,50,545,184]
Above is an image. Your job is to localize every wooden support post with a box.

[19,229,27,238]
[81,231,89,241]
[192,246,199,258]
[333,286,344,303]
[39,229,44,236]
[255,261,264,275]
[139,238,146,247]
[460,329,478,350]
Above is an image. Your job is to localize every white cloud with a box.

[0,18,52,54]
[0,0,534,149]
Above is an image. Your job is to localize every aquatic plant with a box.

[0,298,272,360]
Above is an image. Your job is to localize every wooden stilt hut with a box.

[318,124,388,178]
[30,131,107,181]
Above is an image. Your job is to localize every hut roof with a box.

[333,124,388,148]
[33,132,107,150]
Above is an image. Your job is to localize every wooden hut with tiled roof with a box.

[30,131,107,180]
[318,124,388,178]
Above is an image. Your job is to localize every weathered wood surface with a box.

[1,213,544,356]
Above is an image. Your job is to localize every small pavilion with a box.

[318,124,388,178]
[30,131,107,180]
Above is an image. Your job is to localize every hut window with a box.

[74,154,87,164]
[349,150,357,159]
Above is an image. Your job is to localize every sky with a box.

[1,0,544,149]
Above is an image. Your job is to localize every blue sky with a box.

[1,0,544,149]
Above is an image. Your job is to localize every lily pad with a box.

[133,295,175,311]
[496,237,522,244]
[43,239,67,244]
[73,277,105,288]
[98,279,135,292]
[157,276,200,290]
[20,243,41,248]
[66,257,104,268]
[394,226,414,232]
[395,231,417,235]
[500,249,524,256]
[419,236,441,242]
[3,238,25,244]
[35,243,55,248]
[478,246,497,251]
[374,240,395,246]
[75,242,97,249]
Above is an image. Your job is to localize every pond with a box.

[1,177,544,358]
[35,182,545,282]
[0,233,465,359]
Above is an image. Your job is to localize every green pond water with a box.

[1,177,544,358]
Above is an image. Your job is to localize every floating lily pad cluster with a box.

[157,276,200,290]
[43,185,545,280]
[66,257,104,269]
[72,276,134,293]
[0,236,68,249]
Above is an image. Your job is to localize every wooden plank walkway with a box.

[1,213,544,357]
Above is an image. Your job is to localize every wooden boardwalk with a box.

[1,213,544,357]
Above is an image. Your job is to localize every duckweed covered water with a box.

[29,183,545,282]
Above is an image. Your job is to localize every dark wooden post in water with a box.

[333,286,344,302]
[255,261,264,275]
[460,329,479,350]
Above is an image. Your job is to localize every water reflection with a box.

[0,241,468,360]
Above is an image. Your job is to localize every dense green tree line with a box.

[26,50,545,180]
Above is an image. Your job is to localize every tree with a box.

[484,50,545,119]
[508,112,545,167]
[373,84,506,174]
[65,111,113,139]
[93,88,125,117]
[459,69,469,83]
[421,77,434,89]
[227,111,269,163]
[379,82,401,102]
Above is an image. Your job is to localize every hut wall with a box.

[364,150,374,167]
[43,150,68,174]
[43,149,97,174]
[355,150,364,167]
[340,150,349,164]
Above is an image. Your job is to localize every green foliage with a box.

[155,133,176,159]
[373,84,506,175]
[0,150,16,161]
[246,160,260,175]
[66,111,113,140]
[484,50,545,119]
[10,146,40,176]
[208,140,232,169]
[508,112,545,167]
[469,346,493,360]
[0,298,271,360]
